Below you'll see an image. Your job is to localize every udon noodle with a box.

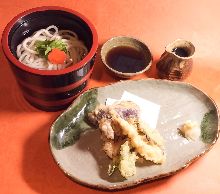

[16,25,88,70]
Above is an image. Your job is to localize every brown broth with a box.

[106,46,146,73]
[172,47,189,57]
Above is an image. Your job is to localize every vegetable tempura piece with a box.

[138,120,164,147]
[119,141,138,178]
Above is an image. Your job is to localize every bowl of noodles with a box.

[1,6,98,111]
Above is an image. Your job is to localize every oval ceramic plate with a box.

[49,79,219,191]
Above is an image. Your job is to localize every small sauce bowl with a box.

[101,36,152,78]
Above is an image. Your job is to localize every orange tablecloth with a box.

[1,1,220,193]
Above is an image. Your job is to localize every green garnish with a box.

[35,39,67,57]
[108,163,117,176]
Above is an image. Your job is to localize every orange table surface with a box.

[0,1,220,194]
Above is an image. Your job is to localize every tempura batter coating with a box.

[88,101,166,179]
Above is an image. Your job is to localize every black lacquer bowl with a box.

[1,6,98,111]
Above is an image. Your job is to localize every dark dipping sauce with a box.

[172,47,189,57]
[106,46,146,73]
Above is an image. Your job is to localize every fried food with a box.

[111,110,165,164]
[88,101,165,179]
[119,141,138,178]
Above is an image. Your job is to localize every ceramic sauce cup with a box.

[156,39,195,81]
